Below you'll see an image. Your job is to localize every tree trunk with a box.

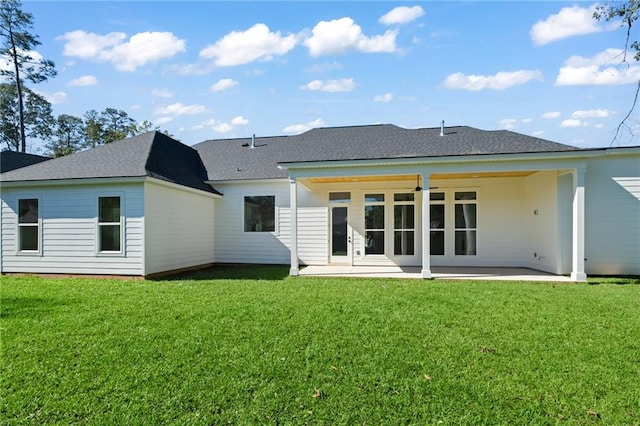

[9,26,26,152]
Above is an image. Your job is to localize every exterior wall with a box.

[1,183,144,275]
[212,180,328,265]
[584,155,640,275]
[523,171,563,274]
[144,181,216,275]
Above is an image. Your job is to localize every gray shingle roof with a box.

[0,151,50,173]
[194,124,579,181]
[1,132,219,194]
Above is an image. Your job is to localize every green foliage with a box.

[44,114,85,157]
[594,0,640,61]
[2,269,639,424]
[0,0,56,151]
[0,82,53,151]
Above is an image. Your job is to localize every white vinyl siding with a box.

[144,181,215,275]
[211,180,328,265]
[584,156,640,275]
[1,183,144,275]
[523,171,562,274]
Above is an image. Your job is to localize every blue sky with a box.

[19,1,640,152]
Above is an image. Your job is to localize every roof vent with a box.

[251,134,256,149]
[440,120,445,137]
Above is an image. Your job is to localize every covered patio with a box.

[298,265,573,282]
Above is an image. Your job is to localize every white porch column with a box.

[289,177,299,276]
[571,167,587,282]
[421,173,432,279]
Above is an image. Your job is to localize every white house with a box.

[1,125,639,281]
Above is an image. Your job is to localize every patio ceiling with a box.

[306,170,536,184]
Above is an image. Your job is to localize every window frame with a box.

[243,195,277,234]
[364,193,386,256]
[96,194,125,256]
[454,191,478,256]
[16,196,41,255]
[393,192,415,256]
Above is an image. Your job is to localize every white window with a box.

[18,198,39,252]
[98,196,122,252]
[454,191,477,255]
[244,196,275,232]
[429,192,445,256]
[393,193,415,256]
[364,193,385,255]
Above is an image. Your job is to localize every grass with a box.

[2,266,639,425]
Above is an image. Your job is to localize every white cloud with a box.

[300,78,355,92]
[444,70,543,91]
[283,118,325,133]
[561,119,588,127]
[43,91,68,105]
[531,130,545,136]
[379,5,425,25]
[521,118,533,124]
[200,23,297,66]
[530,5,605,46]
[68,75,97,86]
[304,17,397,56]
[58,30,186,71]
[211,78,239,92]
[231,115,249,125]
[373,93,393,102]
[155,116,174,125]
[571,109,612,119]
[500,118,518,130]
[594,123,605,129]
[154,102,206,116]
[151,88,173,98]
[556,49,640,85]
[213,123,233,133]
[1,49,47,77]
[542,111,561,119]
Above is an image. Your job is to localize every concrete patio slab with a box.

[298,265,573,282]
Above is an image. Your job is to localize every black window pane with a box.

[394,193,414,202]
[394,231,414,255]
[100,225,121,251]
[394,205,414,229]
[244,196,275,232]
[365,193,384,203]
[365,205,384,229]
[430,192,445,201]
[455,191,476,200]
[18,199,38,223]
[430,205,445,229]
[99,197,121,222]
[329,192,351,203]
[455,204,476,228]
[20,226,38,251]
[455,230,477,255]
[365,231,384,255]
[430,231,444,255]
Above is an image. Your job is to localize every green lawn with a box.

[2,267,639,425]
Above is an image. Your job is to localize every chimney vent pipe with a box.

[251,134,256,148]
[440,120,445,137]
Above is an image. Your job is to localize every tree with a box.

[0,82,53,151]
[0,0,56,152]
[83,108,136,148]
[594,0,639,145]
[45,114,85,157]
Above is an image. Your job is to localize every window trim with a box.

[96,193,125,256]
[393,192,416,256]
[16,196,42,255]
[243,195,278,234]
[364,193,386,256]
